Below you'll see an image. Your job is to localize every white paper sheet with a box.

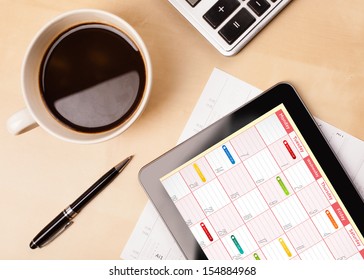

[121,68,364,260]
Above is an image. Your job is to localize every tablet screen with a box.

[160,104,364,260]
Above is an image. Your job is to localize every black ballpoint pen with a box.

[29,155,133,249]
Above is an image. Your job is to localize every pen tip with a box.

[115,155,133,172]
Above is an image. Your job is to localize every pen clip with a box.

[39,220,74,248]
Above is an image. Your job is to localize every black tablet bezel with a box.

[139,83,364,260]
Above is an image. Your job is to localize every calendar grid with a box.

[161,105,364,260]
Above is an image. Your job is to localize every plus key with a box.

[203,0,241,29]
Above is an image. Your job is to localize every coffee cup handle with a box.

[7,108,39,135]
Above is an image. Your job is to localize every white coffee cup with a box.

[6,9,152,144]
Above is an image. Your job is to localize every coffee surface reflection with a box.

[40,23,146,133]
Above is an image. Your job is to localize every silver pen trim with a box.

[63,206,78,219]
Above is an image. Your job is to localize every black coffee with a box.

[40,23,146,133]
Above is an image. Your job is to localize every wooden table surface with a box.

[1,0,363,259]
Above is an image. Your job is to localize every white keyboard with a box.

[168,0,292,56]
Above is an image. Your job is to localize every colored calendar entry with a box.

[161,105,364,260]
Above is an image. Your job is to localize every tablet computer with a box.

[139,83,364,260]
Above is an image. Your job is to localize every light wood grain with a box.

[0,0,363,259]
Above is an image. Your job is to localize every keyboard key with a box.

[218,8,256,45]
[248,0,271,16]
[203,0,240,29]
[185,0,201,7]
